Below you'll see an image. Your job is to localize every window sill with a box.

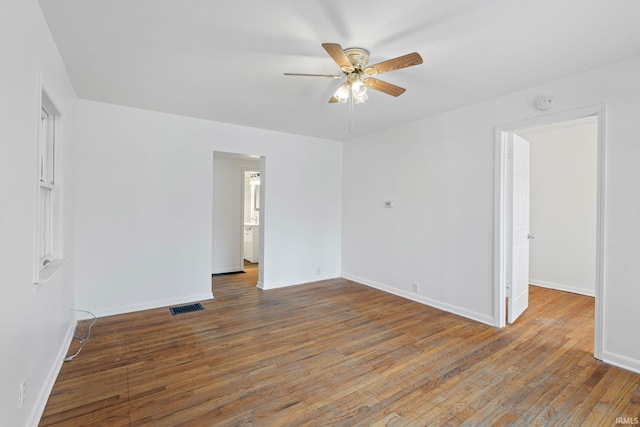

[36,258,67,284]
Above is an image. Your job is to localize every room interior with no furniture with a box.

[3,0,640,425]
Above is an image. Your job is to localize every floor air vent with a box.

[169,303,204,315]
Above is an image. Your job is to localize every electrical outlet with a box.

[412,282,420,293]
[18,379,27,408]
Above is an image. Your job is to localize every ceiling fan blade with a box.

[284,73,343,79]
[363,78,406,97]
[328,95,339,103]
[364,52,423,76]
[322,43,355,73]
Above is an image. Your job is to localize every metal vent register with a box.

[169,303,204,315]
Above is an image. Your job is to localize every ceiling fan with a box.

[285,43,423,104]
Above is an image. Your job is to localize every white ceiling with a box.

[39,0,640,141]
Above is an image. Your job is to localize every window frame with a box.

[37,91,61,274]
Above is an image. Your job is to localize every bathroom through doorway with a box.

[242,169,260,271]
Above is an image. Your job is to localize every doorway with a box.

[494,105,606,360]
[212,152,265,287]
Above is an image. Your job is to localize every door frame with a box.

[212,151,265,286]
[493,104,606,360]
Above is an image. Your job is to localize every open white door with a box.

[509,134,531,323]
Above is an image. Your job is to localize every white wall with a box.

[75,100,343,316]
[342,56,640,373]
[0,0,78,425]
[212,155,260,274]
[520,118,598,296]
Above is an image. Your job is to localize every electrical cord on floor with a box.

[63,309,97,362]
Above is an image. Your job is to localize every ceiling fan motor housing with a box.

[344,48,370,71]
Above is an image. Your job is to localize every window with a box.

[38,92,60,271]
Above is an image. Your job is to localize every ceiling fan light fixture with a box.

[333,77,369,104]
[333,82,351,103]
[351,79,366,97]
[353,91,368,104]
[351,79,368,103]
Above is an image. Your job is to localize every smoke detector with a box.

[536,96,556,111]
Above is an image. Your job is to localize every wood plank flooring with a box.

[243,259,258,270]
[41,271,640,426]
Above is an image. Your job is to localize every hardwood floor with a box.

[243,259,258,270]
[41,271,640,426]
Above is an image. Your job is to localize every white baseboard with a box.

[90,292,214,318]
[341,273,494,326]
[28,313,77,427]
[603,350,640,374]
[529,279,595,297]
